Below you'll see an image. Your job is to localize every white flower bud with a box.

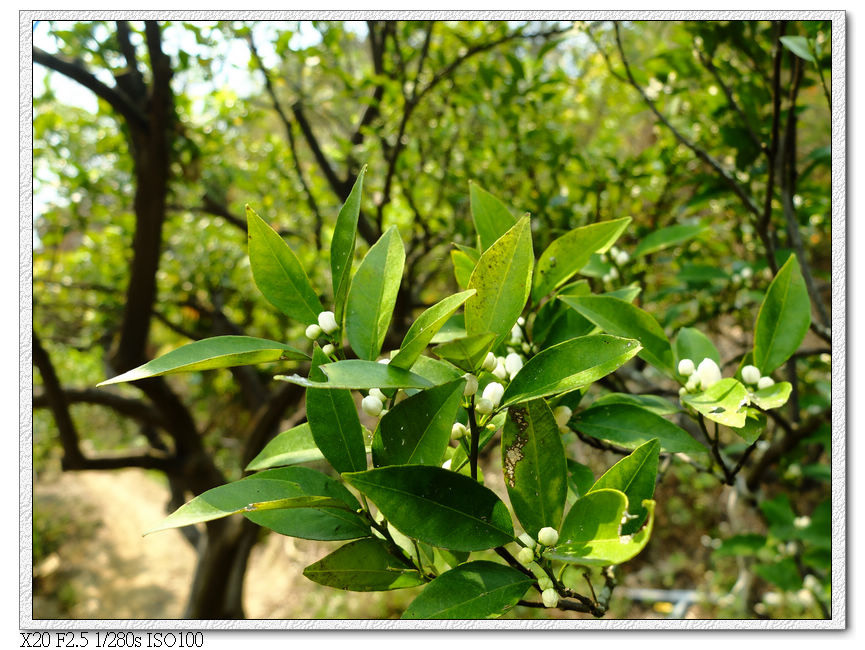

[317,310,338,334]
[741,266,753,279]
[475,398,494,415]
[482,352,497,373]
[538,575,553,591]
[305,323,323,340]
[542,588,559,608]
[803,574,820,591]
[505,353,523,380]
[616,250,630,266]
[463,373,479,396]
[517,316,525,327]
[608,267,619,279]
[441,459,452,470]
[696,358,722,389]
[517,547,535,565]
[794,516,811,529]
[762,591,783,607]
[369,388,386,402]
[492,360,509,380]
[797,588,814,607]
[451,422,467,440]
[553,405,572,430]
[757,376,775,390]
[321,343,335,356]
[741,365,761,385]
[510,323,523,342]
[685,375,700,392]
[482,382,504,408]
[361,395,383,417]
[538,527,559,547]
[678,358,695,377]
[679,386,687,396]
[610,246,620,257]
[756,440,771,452]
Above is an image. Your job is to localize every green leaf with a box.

[755,559,802,591]
[98,336,307,386]
[346,226,405,360]
[549,490,655,566]
[242,467,370,541]
[343,466,514,552]
[682,378,749,428]
[632,224,705,258]
[588,439,659,535]
[451,249,476,289]
[432,332,496,373]
[573,404,705,454]
[753,255,811,374]
[780,35,816,62]
[502,399,568,537]
[532,217,631,303]
[408,355,463,389]
[390,290,476,371]
[566,296,673,373]
[470,183,517,251]
[500,335,642,407]
[331,166,366,323]
[465,216,533,348]
[566,460,595,499]
[302,538,425,591]
[737,409,768,445]
[306,347,367,474]
[591,393,681,416]
[277,359,433,390]
[373,379,466,467]
[713,534,766,558]
[246,205,323,325]
[401,561,532,619]
[245,423,323,471]
[674,327,720,377]
[750,382,792,410]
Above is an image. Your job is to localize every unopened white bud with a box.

[553,405,572,430]
[482,381,504,408]
[679,387,687,396]
[317,310,338,334]
[538,527,559,547]
[608,267,619,279]
[685,375,700,392]
[505,353,523,379]
[610,246,620,257]
[522,342,532,354]
[762,591,783,607]
[797,588,814,607]
[537,575,554,591]
[369,388,386,402]
[678,358,695,376]
[463,373,479,396]
[616,250,630,265]
[517,316,525,327]
[517,547,535,565]
[696,358,722,389]
[322,343,335,356]
[510,323,524,342]
[803,574,820,591]
[451,422,467,440]
[542,588,559,608]
[742,365,761,385]
[475,398,494,415]
[305,324,323,340]
[757,376,775,390]
[741,266,753,279]
[361,395,383,417]
[492,360,509,380]
[794,516,811,529]
[482,352,497,373]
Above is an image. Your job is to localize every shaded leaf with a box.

[331,166,366,323]
[470,183,517,251]
[432,332,496,373]
[245,423,323,471]
[573,404,705,454]
[303,538,425,591]
[277,360,433,390]
[632,224,705,258]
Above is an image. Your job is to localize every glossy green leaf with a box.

[303,538,424,591]
[548,490,655,566]
[573,404,705,454]
[408,355,463,390]
[465,216,533,348]
[98,336,307,386]
[500,335,642,407]
[591,393,681,416]
[246,205,323,325]
[401,561,531,619]
[417,543,469,575]
[331,166,366,323]
[432,332,496,373]
[753,255,811,374]
[737,409,768,445]
[780,35,816,62]
[632,223,705,258]
[306,347,367,474]
[588,438,659,535]
[470,183,517,251]
[750,381,792,410]
[502,399,567,537]
[346,226,405,360]
[390,290,476,371]
[277,359,433,390]
[245,423,323,471]
[343,466,514,552]
[567,296,673,372]
[532,217,631,303]
[242,467,370,541]
[674,327,720,377]
[373,379,465,467]
[682,378,749,428]
[451,249,476,289]
[566,460,595,499]
[755,559,802,591]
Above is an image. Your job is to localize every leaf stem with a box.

[467,396,480,480]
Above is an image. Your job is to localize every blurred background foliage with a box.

[32,19,832,620]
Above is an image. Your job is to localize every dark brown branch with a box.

[697,49,763,151]
[114,21,146,101]
[33,387,167,429]
[759,21,786,275]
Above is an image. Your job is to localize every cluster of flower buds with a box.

[740,364,775,390]
[678,357,722,394]
[730,266,753,286]
[475,381,504,415]
[450,422,467,441]
[361,387,387,418]
[306,310,340,340]
[609,246,630,267]
[601,266,619,284]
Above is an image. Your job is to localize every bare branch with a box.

[33,387,167,429]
